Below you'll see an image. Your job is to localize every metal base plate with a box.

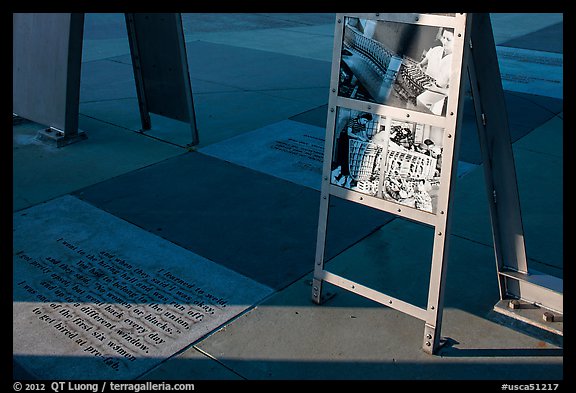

[493,299,563,336]
[35,127,87,147]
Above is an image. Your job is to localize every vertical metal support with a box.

[312,191,330,304]
[468,13,562,334]
[423,187,458,353]
[172,13,199,147]
[124,13,199,146]
[468,13,528,278]
[421,14,472,355]
[423,229,452,354]
[311,17,345,305]
[13,13,87,147]
[422,145,455,353]
[58,13,85,143]
[312,103,339,305]
[125,13,152,131]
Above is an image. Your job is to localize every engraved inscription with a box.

[15,237,231,373]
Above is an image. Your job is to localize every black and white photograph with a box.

[338,16,455,116]
[330,108,445,213]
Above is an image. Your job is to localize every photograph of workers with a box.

[337,16,455,117]
[330,108,445,213]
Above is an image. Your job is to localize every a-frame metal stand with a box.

[312,13,563,355]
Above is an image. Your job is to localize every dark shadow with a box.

[438,337,563,358]
[440,347,563,358]
[499,22,564,54]
[13,353,563,381]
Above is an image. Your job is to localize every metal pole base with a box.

[311,278,336,305]
[35,127,87,148]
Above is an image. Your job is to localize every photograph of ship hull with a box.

[338,16,455,117]
[330,108,444,214]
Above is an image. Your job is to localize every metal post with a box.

[124,13,199,146]
[468,13,562,335]
[125,13,152,131]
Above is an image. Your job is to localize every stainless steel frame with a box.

[313,12,471,355]
[312,13,562,354]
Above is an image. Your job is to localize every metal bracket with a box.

[422,324,436,354]
[35,127,87,148]
[311,279,336,305]
[493,299,563,336]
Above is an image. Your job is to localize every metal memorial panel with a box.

[314,12,563,352]
[125,13,199,145]
[330,107,446,214]
[338,17,455,117]
[324,13,467,220]
[13,13,85,144]
[313,13,470,354]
